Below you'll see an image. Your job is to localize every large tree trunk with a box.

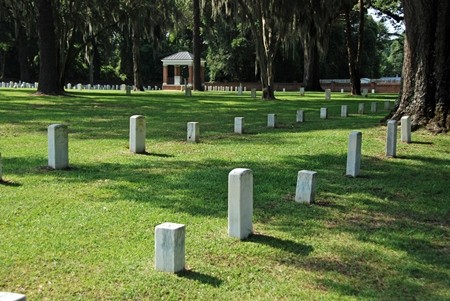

[393,0,450,132]
[35,0,61,95]
[303,37,322,91]
[344,4,362,95]
[131,21,144,91]
[15,20,31,83]
[193,0,203,91]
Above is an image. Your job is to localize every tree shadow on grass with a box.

[0,179,21,186]
[244,233,313,256]
[176,269,223,287]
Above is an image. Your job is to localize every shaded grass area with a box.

[0,89,449,300]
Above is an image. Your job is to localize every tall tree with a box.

[192,0,203,90]
[295,0,358,91]
[344,0,365,95]
[212,0,295,99]
[35,0,60,94]
[392,0,449,132]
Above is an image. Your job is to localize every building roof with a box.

[161,51,205,66]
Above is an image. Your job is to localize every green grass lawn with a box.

[0,89,449,300]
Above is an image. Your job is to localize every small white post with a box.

[185,87,192,96]
[268,114,277,128]
[130,115,146,153]
[295,170,317,204]
[0,292,26,301]
[234,117,244,134]
[358,103,365,114]
[371,102,377,113]
[228,168,253,239]
[155,223,185,273]
[325,89,331,100]
[341,105,348,117]
[362,88,368,97]
[187,122,199,143]
[300,87,305,96]
[346,131,362,177]
[320,108,328,119]
[401,116,411,143]
[48,124,69,170]
[386,120,398,157]
[296,110,305,123]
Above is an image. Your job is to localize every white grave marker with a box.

[228,168,253,239]
[371,102,377,113]
[48,124,69,170]
[129,115,146,153]
[234,117,244,134]
[341,105,348,117]
[155,223,185,273]
[386,120,397,157]
[187,122,199,143]
[325,89,331,100]
[346,131,362,177]
[358,103,365,114]
[0,292,26,301]
[296,110,305,123]
[300,87,305,96]
[320,108,328,119]
[267,114,277,128]
[295,170,317,204]
[401,116,411,143]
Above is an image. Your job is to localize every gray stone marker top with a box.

[295,170,317,204]
[0,292,26,301]
[228,168,253,240]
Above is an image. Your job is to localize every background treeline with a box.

[0,0,403,85]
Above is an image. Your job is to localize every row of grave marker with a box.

[0,114,411,179]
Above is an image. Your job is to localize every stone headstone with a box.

[48,124,69,170]
[401,116,411,143]
[299,87,305,96]
[267,114,277,128]
[67,83,72,89]
[386,120,397,157]
[296,110,304,123]
[77,83,82,90]
[187,122,199,143]
[185,87,192,97]
[371,102,377,113]
[283,88,286,92]
[295,170,317,204]
[228,168,253,239]
[120,84,126,91]
[237,86,243,95]
[155,223,185,273]
[341,88,344,93]
[234,117,244,134]
[0,292,26,301]
[371,89,375,94]
[325,89,331,100]
[384,101,391,110]
[129,115,146,153]
[346,131,362,177]
[358,103,365,114]
[362,88,368,97]
[320,108,328,119]
[341,105,348,117]
[126,85,131,95]
[251,89,256,98]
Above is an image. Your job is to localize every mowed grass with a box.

[0,89,449,300]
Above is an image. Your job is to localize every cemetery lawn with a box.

[0,89,449,301]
